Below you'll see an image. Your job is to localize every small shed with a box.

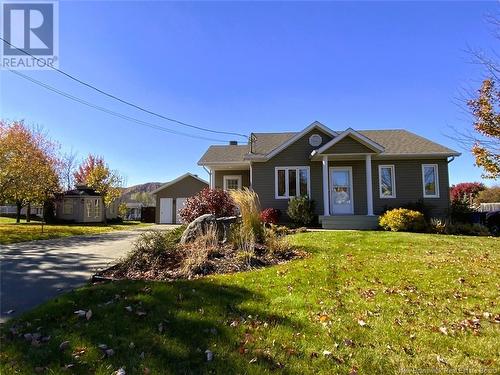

[152,173,208,224]
[55,185,119,223]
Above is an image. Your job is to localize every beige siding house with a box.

[198,121,460,229]
[152,173,208,224]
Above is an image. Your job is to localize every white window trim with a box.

[274,166,311,199]
[94,199,100,218]
[422,164,440,198]
[378,165,396,198]
[223,175,242,191]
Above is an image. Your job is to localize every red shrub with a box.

[179,188,236,223]
[450,182,486,203]
[260,208,281,225]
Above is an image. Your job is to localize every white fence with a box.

[479,203,500,212]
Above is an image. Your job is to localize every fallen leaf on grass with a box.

[59,341,70,351]
[439,326,448,335]
[357,319,367,327]
[85,310,92,320]
[436,355,448,366]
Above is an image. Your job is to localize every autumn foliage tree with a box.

[74,154,123,223]
[467,79,500,179]
[449,182,486,204]
[0,120,61,222]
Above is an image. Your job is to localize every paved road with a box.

[0,225,178,322]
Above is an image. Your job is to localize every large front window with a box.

[378,165,396,198]
[422,164,439,198]
[275,167,310,199]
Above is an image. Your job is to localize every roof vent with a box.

[229,140,238,145]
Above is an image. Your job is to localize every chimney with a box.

[229,140,238,145]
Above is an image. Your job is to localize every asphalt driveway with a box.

[0,225,178,322]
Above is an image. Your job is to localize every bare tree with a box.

[60,149,78,191]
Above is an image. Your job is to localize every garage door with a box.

[175,198,186,224]
[159,198,173,224]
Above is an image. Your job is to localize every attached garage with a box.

[152,173,208,224]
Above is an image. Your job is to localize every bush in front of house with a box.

[287,196,315,226]
[179,188,237,223]
[229,188,264,243]
[429,218,490,236]
[260,208,281,225]
[379,208,426,232]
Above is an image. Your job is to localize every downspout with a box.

[202,166,212,188]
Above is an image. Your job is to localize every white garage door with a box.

[175,198,186,224]
[159,198,173,224]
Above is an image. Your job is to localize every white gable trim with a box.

[261,121,338,161]
[151,173,208,195]
[314,128,385,155]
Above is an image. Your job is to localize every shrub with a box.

[449,196,475,223]
[179,188,236,223]
[229,188,264,242]
[264,227,291,256]
[476,186,500,203]
[450,182,486,203]
[124,227,186,271]
[180,224,219,277]
[287,196,315,226]
[260,208,281,225]
[379,208,426,232]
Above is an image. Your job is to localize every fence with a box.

[479,203,500,212]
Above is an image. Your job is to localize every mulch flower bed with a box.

[95,243,308,281]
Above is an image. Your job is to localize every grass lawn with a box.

[0,217,151,245]
[0,231,498,374]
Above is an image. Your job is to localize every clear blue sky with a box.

[1,1,498,187]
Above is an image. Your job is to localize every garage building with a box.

[152,173,208,224]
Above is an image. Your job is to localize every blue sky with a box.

[1,1,498,186]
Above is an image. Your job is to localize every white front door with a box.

[160,198,173,223]
[175,198,186,224]
[330,167,354,214]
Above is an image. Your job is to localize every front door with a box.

[330,167,354,214]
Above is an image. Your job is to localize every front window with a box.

[63,200,73,214]
[275,167,310,199]
[422,164,439,198]
[86,201,92,217]
[379,165,396,198]
[223,175,242,190]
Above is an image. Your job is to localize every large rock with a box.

[180,214,239,245]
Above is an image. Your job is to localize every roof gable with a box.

[315,128,385,155]
[151,173,208,194]
[248,121,338,161]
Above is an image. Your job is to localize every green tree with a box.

[132,192,155,207]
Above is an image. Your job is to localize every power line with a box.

[9,69,231,143]
[1,37,248,139]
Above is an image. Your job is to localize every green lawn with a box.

[1,231,498,374]
[0,217,151,245]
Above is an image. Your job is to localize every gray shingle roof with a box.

[198,129,459,164]
[358,130,459,155]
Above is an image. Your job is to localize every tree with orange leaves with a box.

[74,154,123,223]
[467,79,500,179]
[0,120,61,222]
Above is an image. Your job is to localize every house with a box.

[152,173,208,224]
[55,185,119,223]
[198,121,460,229]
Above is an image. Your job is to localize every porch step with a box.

[319,215,379,230]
